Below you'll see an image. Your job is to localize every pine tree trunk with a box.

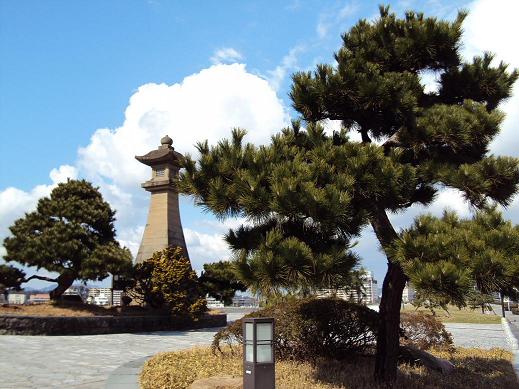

[49,272,76,300]
[370,206,407,384]
[374,262,407,383]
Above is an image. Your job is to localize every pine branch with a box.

[23,274,58,283]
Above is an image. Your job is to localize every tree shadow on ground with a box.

[311,351,519,389]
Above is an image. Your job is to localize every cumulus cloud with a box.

[0,164,77,238]
[184,228,232,270]
[0,64,289,278]
[462,0,519,158]
[210,48,243,64]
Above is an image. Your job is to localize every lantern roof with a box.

[135,135,184,167]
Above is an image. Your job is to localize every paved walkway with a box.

[0,309,512,389]
[0,329,219,389]
[445,323,511,350]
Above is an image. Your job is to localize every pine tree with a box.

[3,180,133,299]
[178,6,519,382]
[0,264,25,291]
[393,207,519,311]
[199,260,247,305]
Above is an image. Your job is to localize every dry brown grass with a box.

[401,305,501,324]
[0,303,166,317]
[140,347,518,389]
[0,303,107,317]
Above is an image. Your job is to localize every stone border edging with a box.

[105,355,150,389]
[0,313,227,335]
[501,317,519,382]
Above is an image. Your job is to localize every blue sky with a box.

[1,0,518,290]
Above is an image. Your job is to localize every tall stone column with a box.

[135,135,189,263]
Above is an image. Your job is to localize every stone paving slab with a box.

[445,323,510,350]
[0,329,219,389]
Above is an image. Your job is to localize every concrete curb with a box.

[501,317,519,382]
[105,355,151,389]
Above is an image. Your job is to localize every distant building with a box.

[232,295,259,308]
[63,285,89,301]
[317,271,379,305]
[86,288,123,306]
[112,290,123,306]
[206,296,224,308]
[402,282,416,303]
[29,293,50,304]
[87,288,112,306]
[7,292,27,305]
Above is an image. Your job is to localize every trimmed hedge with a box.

[213,298,379,360]
[213,298,454,361]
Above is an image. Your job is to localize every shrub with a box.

[400,312,454,351]
[511,307,519,315]
[127,246,207,318]
[213,298,454,362]
[212,297,379,360]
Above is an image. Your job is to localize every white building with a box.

[87,288,112,306]
[7,292,27,305]
[29,293,50,304]
[86,288,123,306]
[317,270,378,305]
[402,282,416,303]
[112,290,123,306]
[63,285,89,301]
[206,296,224,308]
[232,295,259,308]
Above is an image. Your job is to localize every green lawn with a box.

[401,305,502,324]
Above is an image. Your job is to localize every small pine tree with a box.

[199,260,247,306]
[0,264,26,296]
[130,247,207,318]
[393,207,519,311]
[3,179,133,299]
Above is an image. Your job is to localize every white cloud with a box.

[0,164,78,239]
[49,164,78,183]
[316,2,359,39]
[210,48,243,64]
[184,228,232,270]
[267,45,305,91]
[0,64,289,280]
[461,0,519,160]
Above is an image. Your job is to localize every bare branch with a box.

[23,274,58,283]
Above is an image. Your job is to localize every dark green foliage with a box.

[3,180,133,299]
[179,4,519,381]
[466,291,495,313]
[128,247,207,318]
[199,260,246,305]
[392,207,519,307]
[0,264,25,291]
[212,298,452,360]
[212,298,379,360]
[127,260,157,307]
